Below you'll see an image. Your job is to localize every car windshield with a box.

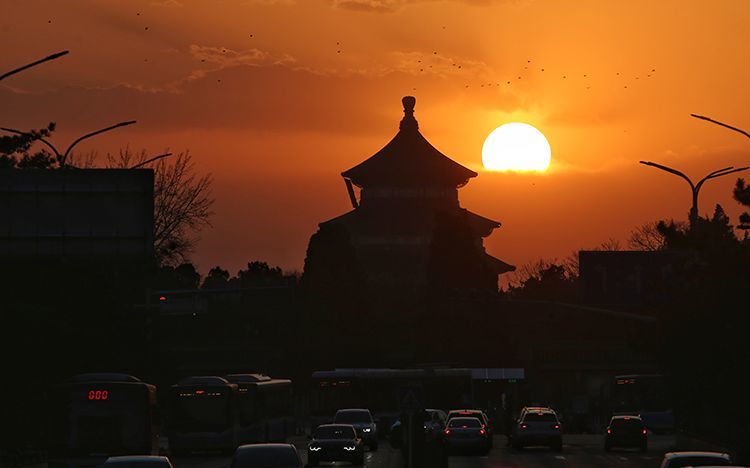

[232,446,300,468]
[335,411,370,424]
[448,417,481,428]
[523,412,557,422]
[666,456,731,467]
[314,426,355,439]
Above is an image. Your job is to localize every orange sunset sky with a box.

[2,0,750,278]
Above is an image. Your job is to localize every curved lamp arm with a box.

[0,126,62,160]
[61,120,136,166]
[639,160,696,191]
[0,50,69,82]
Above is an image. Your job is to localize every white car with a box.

[659,451,732,468]
[103,456,173,468]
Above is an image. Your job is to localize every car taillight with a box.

[520,423,528,429]
[553,424,560,430]
[443,429,451,436]
[642,428,647,435]
[606,428,612,434]
[479,429,486,436]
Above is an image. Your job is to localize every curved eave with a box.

[465,209,501,237]
[485,254,515,275]
[341,129,477,188]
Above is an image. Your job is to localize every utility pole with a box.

[639,161,748,230]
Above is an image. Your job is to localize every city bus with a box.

[167,376,238,454]
[612,374,675,433]
[310,368,476,434]
[224,374,294,443]
[47,373,159,468]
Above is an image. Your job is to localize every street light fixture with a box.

[691,114,750,140]
[1,120,136,167]
[639,161,749,230]
[0,51,69,82]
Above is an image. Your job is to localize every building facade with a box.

[303,96,513,301]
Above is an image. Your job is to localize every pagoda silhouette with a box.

[303,96,514,303]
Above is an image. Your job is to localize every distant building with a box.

[578,250,675,306]
[303,96,513,301]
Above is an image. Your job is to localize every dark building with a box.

[303,96,513,301]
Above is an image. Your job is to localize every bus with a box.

[167,376,238,454]
[310,368,476,434]
[224,374,294,444]
[47,373,159,468]
[612,374,674,433]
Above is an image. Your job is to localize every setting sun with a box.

[482,122,552,172]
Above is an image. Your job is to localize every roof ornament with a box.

[399,95,419,131]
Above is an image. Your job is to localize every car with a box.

[511,408,562,451]
[334,408,378,450]
[659,451,733,468]
[446,409,494,447]
[604,415,647,452]
[102,456,173,468]
[307,424,364,466]
[231,444,303,468]
[443,416,491,455]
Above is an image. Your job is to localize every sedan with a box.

[231,444,303,468]
[308,424,364,466]
[443,417,490,455]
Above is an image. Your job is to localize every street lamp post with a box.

[0,51,69,82]
[639,161,749,230]
[1,120,136,168]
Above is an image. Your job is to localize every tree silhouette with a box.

[734,179,750,233]
[0,123,57,168]
[202,266,231,289]
[108,149,214,265]
[628,221,667,251]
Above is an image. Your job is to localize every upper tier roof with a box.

[341,96,478,188]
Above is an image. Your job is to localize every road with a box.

[171,434,676,468]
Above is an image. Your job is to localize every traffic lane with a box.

[170,434,675,468]
[449,434,675,468]
[171,440,403,468]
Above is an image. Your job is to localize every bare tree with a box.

[628,221,666,251]
[108,148,214,265]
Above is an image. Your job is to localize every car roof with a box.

[663,452,731,459]
[611,415,643,421]
[105,457,170,463]
[316,423,356,429]
[336,408,370,412]
[236,443,297,452]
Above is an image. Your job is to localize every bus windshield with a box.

[171,392,230,432]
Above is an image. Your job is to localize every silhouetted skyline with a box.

[2,0,749,277]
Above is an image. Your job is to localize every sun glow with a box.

[481,122,551,172]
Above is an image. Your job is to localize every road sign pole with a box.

[407,412,413,468]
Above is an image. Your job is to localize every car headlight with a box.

[362,428,372,433]
[309,446,322,452]
[344,446,356,451]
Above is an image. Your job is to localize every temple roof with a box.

[341,96,478,188]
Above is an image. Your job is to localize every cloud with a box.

[150,0,183,6]
[0,64,422,135]
[331,0,523,13]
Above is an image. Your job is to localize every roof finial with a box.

[400,95,418,131]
